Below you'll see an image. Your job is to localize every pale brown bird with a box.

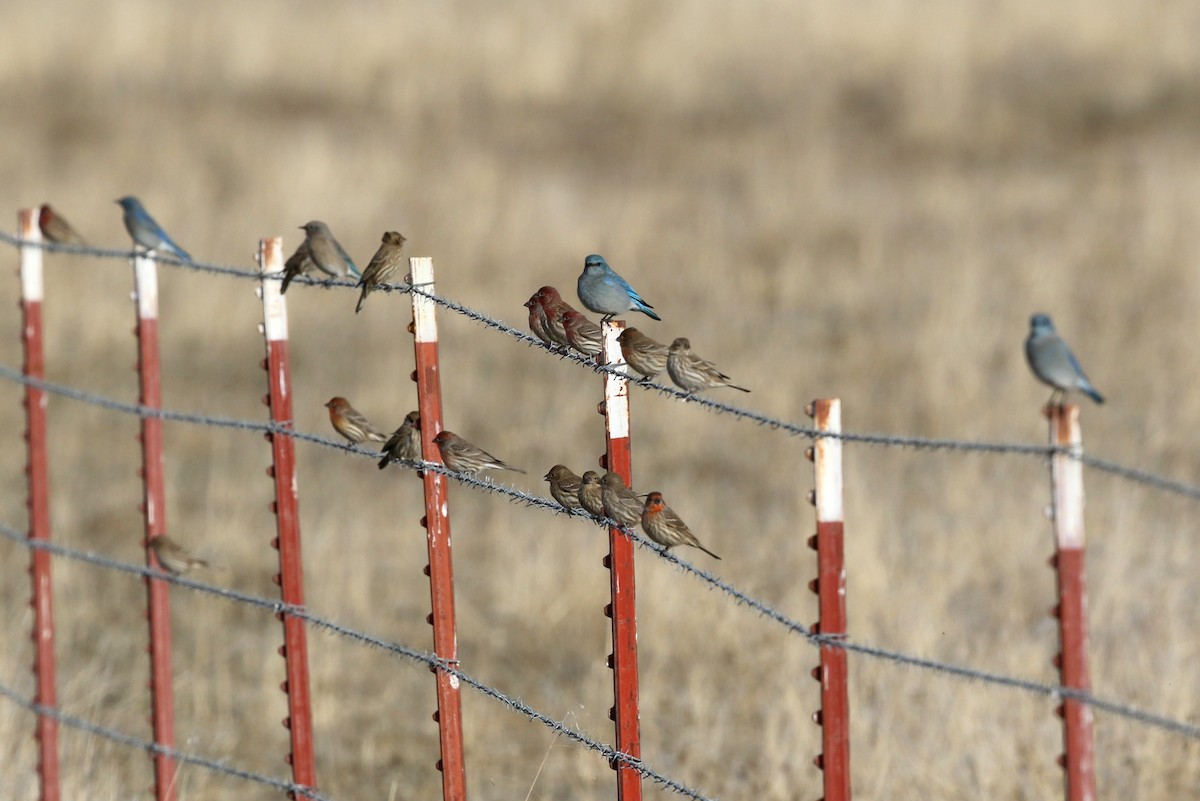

[666,337,750,394]
[562,310,603,357]
[378,410,422,469]
[325,397,387,445]
[356,231,407,313]
[641,492,721,560]
[280,239,316,294]
[149,535,209,575]
[578,471,606,516]
[543,465,584,510]
[617,328,669,379]
[600,471,643,528]
[432,430,524,476]
[39,204,88,246]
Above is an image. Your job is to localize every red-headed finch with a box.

[600,471,644,528]
[543,464,584,510]
[356,231,407,313]
[432,430,525,476]
[537,286,577,348]
[378,410,422,469]
[280,239,316,294]
[524,291,555,346]
[325,397,387,445]
[149,535,210,575]
[578,470,606,516]
[641,492,721,560]
[617,327,669,379]
[562,310,603,357]
[666,337,750,394]
[39,204,88,246]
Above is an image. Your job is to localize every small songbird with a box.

[280,239,317,294]
[300,220,359,280]
[617,328,669,379]
[578,470,606,517]
[149,535,209,575]
[538,286,576,349]
[1025,313,1104,405]
[38,204,88,246]
[600,471,644,528]
[562,309,603,357]
[577,254,660,322]
[543,464,584,510]
[378,410,422,469]
[524,291,555,347]
[667,337,750,395]
[116,196,191,261]
[356,231,407,312]
[641,492,721,560]
[325,397,387,445]
[432,430,525,476]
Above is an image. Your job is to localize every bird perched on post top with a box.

[641,492,721,560]
[1024,313,1104,405]
[378,410,422,469]
[667,337,750,395]
[617,328,669,379]
[301,220,359,281]
[356,231,407,312]
[577,254,660,322]
[325,397,387,445]
[543,464,585,510]
[38,204,88,246]
[432,431,525,476]
[116,196,191,261]
[149,535,209,575]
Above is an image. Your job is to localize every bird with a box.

[667,337,750,394]
[578,470,606,517]
[115,196,191,261]
[562,309,603,357]
[524,291,556,347]
[1025,314,1104,405]
[543,465,584,510]
[577,254,660,322]
[38,204,88,246]
[300,220,359,281]
[617,328,669,379]
[641,492,721,560]
[538,286,577,349]
[325,397,387,445]
[279,239,317,294]
[432,430,525,476]
[149,535,209,575]
[378,410,422,469]
[356,231,407,312]
[600,471,644,528]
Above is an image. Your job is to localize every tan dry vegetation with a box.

[2,0,1200,798]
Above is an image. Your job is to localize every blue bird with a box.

[301,221,359,280]
[576,254,660,322]
[1025,313,1104,405]
[115,196,192,261]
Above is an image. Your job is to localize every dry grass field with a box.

[2,1,1199,798]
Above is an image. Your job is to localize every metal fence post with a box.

[1046,404,1096,801]
[806,398,850,801]
[257,237,318,796]
[407,258,468,801]
[18,209,61,801]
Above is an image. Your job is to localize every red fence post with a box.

[1046,404,1096,801]
[407,257,468,801]
[807,398,850,801]
[18,209,61,801]
[258,238,319,795]
[132,252,178,801]
[598,320,643,801]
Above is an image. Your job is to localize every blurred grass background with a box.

[2,0,1200,798]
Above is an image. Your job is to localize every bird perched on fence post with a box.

[38,203,88,246]
[300,220,359,283]
[1024,313,1105,405]
[617,328,669,379]
[356,231,407,312]
[378,410,422,469]
[543,465,585,510]
[577,254,660,322]
[149,535,209,575]
[667,337,750,395]
[641,492,721,560]
[325,397,387,445]
[116,196,192,261]
[432,430,525,476]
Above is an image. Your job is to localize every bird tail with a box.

[699,544,722,560]
[280,272,294,294]
[355,287,369,314]
[636,302,662,321]
[502,464,527,474]
[377,454,392,470]
[731,384,751,393]
[1083,384,1105,404]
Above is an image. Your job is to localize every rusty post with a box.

[1046,403,1096,801]
[132,252,178,801]
[598,320,643,801]
[806,398,850,801]
[19,209,61,801]
[407,258,468,801]
[257,238,318,796]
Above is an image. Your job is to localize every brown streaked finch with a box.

[641,491,721,559]
[578,471,606,516]
[325,397,387,445]
[38,203,88,246]
[149,535,210,575]
[543,465,584,510]
[537,286,578,348]
[356,231,407,313]
[378,410,422,469]
[617,327,669,379]
[667,337,750,394]
[600,471,644,528]
[432,430,525,476]
[562,310,603,357]
[280,239,316,294]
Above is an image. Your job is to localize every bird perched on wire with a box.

[116,196,191,261]
[600,471,644,529]
[524,290,556,347]
[432,430,525,476]
[641,492,721,560]
[562,309,603,357]
[279,239,317,294]
[38,204,88,246]
[578,470,606,517]
[378,410,422,469]
[617,328,669,379]
[300,220,359,282]
[577,254,660,322]
[149,535,209,575]
[543,464,585,510]
[356,231,407,312]
[538,286,579,349]
[667,337,750,395]
[325,397,387,445]
[1024,313,1105,405]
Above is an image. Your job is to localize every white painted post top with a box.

[133,253,159,320]
[410,258,438,344]
[602,321,629,440]
[258,237,289,342]
[18,209,43,302]
[815,399,843,523]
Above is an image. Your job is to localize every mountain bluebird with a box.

[301,221,359,279]
[116,196,191,261]
[576,254,660,322]
[1025,313,1104,405]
